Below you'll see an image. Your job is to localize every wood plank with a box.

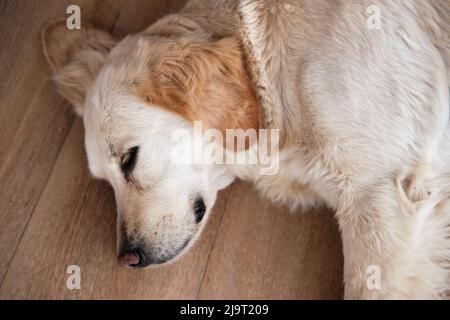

[112,0,187,38]
[197,182,344,299]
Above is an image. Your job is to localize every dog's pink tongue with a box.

[119,252,140,267]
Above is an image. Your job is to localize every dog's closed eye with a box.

[120,146,139,180]
[193,197,206,224]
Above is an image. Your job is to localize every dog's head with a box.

[42,20,259,267]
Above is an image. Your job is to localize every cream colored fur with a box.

[42,0,450,299]
[235,0,450,299]
[180,0,450,299]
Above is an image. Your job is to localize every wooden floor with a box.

[0,0,343,299]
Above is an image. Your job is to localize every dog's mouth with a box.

[119,237,192,269]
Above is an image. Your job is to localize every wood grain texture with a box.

[197,182,343,300]
[0,0,343,299]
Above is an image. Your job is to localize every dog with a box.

[42,0,449,299]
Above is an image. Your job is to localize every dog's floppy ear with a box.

[41,19,115,116]
[136,37,260,133]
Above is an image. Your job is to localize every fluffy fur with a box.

[134,36,260,134]
[42,0,450,299]
[237,0,450,299]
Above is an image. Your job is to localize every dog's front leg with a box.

[337,180,440,299]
